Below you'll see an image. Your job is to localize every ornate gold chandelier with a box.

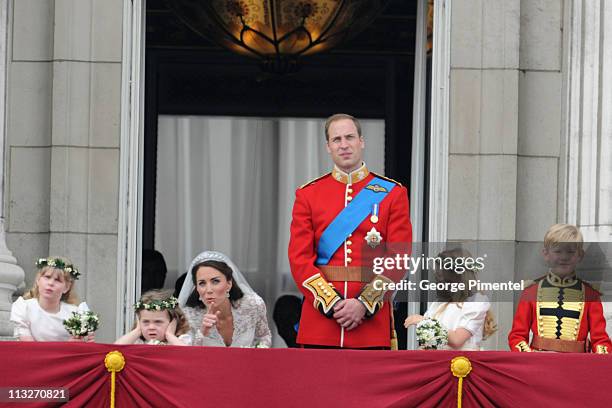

[166,0,389,73]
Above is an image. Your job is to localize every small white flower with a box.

[416,318,448,349]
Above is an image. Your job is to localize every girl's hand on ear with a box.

[165,318,188,346]
[135,317,142,337]
[166,318,178,338]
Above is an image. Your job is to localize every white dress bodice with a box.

[184,292,271,348]
[10,297,90,341]
[424,293,490,350]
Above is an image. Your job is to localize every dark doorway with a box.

[144,0,418,249]
[143,0,420,347]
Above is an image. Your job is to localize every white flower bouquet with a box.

[63,311,100,336]
[416,318,448,350]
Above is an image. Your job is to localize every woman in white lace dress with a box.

[178,251,271,348]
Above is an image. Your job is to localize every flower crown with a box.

[36,257,81,280]
[134,296,179,312]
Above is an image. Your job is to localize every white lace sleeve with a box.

[10,297,32,338]
[253,297,272,348]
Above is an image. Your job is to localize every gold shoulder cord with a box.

[299,173,330,189]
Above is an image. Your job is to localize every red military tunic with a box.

[288,163,412,348]
[508,272,611,353]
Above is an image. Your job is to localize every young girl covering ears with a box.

[115,289,191,345]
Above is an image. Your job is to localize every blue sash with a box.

[316,177,395,265]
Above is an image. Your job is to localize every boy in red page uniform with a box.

[509,224,611,353]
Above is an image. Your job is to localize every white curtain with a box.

[155,115,384,343]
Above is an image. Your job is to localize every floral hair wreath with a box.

[36,257,81,280]
[134,296,179,312]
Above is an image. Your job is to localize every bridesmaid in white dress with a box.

[10,256,93,342]
[179,251,272,348]
[404,248,497,350]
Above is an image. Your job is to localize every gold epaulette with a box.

[524,275,545,288]
[522,279,536,288]
[581,280,602,295]
[371,172,403,187]
[299,173,331,189]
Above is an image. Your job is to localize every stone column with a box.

[562,0,612,335]
[446,0,521,350]
[0,0,25,337]
[46,0,122,343]
[0,224,24,337]
[3,0,123,342]
[513,0,564,321]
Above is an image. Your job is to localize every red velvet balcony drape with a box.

[0,342,610,407]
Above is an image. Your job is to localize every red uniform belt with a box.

[531,335,586,353]
[318,266,373,283]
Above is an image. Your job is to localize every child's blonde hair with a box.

[136,289,190,337]
[24,256,80,305]
[544,224,584,250]
[482,310,498,340]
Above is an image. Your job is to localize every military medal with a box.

[365,227,382,248]
[370,203,379,223]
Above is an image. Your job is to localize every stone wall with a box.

[4,0,123,342]
[447,0,567,349]
[446,0,612,347]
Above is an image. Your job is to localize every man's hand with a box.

[333,298,366,331]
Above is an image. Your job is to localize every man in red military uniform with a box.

[508,224,611,353]
[288,113,412,348]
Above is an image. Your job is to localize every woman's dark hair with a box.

[141,249,168,292]
[173,273,187,298]
[185,260,244,308]
[434,248,477,303]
